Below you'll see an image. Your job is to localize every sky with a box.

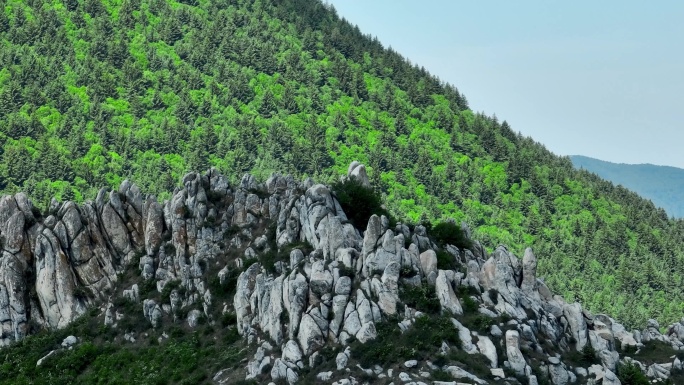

[325,1,684,168]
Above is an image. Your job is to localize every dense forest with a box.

[572,155,684,219]
[0,0,683,327]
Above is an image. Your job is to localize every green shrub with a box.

[223,225,241,240]
[400,285,441,314]
[487,289,499,304]
[430,222,472,249]
[210,270,239,300]
[468,315,494,333]
[445,349,492,378]
[138,278,157,297]
[353,315,460,367]
[436,250,460,271]
[221,312,237,327]
[259,250,289,274]
[163,242,176,255]
[160,280,182,304]
[617,362,650,385]
[223,327,241,344]
[498,312,513,323]
[73,286,91,300]
[580,343,600,365]
[460,295,479,313]
[456,285,480,296]
[633,340,679,365]
[338,265,356,278]
[400,266,417,278]
[332,178,394,230]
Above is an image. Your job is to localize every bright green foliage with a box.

[0,0,683,327]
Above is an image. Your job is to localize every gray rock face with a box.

[35,228,85,329]
[602,369,621,385]
[347,161,370,187]
[444,366,488,384]
[563,302,589,351]
[145,202,164,256]
[235,263,260,337]
[435,270,462,315]
[451,318,478,354]
[521,248,539,297]
[548,359,570,385]
[297,313,325,356]
[505,330,527,376]
[0,251,29,346]
[419,250,438,282]
[282,340,303,366]
[476,336,498,368]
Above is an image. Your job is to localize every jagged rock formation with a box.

[229,164,684,384]
[1,162,683,385]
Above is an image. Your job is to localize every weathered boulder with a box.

[548,357,570,385]
[145,201,164,256]
[451,318,478,354]
[347,161,370,187]
[563,302,588,350]
[234,263,260,336]
[505,330,527,376]
[435,270,462,315]
[282,340,303,366]
[521,248,539,299]
[602,369,622,385]
[297,313,325,356]
[419,250,438,284]
[35,228,85,329]
[477,336,498,368]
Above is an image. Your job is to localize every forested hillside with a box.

[1,0,683,327]
[572,155,684,218]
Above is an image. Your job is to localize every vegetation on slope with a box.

[1,0,683,326]
[0,263,249,385]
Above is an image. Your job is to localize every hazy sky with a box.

[326,1,684,168]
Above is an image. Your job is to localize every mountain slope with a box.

[0,166,682,384]
[1,0,683,327]
[571,155,684,218]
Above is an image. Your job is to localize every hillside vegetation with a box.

[0,169,682,385]
[1,0,683,327]
[572,155,684,219]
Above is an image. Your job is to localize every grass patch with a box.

[0,308,249,385]
[439,348,493,379]
[352,315,460,368]
[632,340,679,365]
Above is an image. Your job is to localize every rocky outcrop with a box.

[2,161,683,385]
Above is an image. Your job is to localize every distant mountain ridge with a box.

[571,155,684,218]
